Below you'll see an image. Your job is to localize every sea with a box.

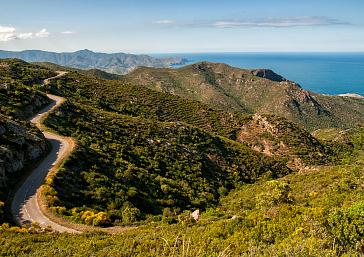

[152,52,364,96]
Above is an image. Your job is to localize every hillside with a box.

[43,66,340,168]
[44,101,290,224]
[1,126,363,255]
[0,58,298,223]
[126,62,364,130]
[0,114,48,199]
[1,58,363,255]
[0,59,52,204]
[0,49,187,74]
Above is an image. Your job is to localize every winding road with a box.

[10,72,79,233]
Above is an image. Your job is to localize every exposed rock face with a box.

[251,69,287,82]
[0,114,47,193]
[237,114,328,169]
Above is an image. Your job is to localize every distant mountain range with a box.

[0,49,187,74]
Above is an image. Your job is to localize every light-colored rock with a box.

[191,209,200,221]
[0,114,47,189]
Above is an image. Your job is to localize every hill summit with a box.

[126,62,364,130]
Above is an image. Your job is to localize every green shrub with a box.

[162,208,177,224]
[326,201,364,250]
[256,180,293,210]
[121,202,141,223]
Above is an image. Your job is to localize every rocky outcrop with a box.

[251,69,287,82]
[237,114,329,169]
[0,114,48,194]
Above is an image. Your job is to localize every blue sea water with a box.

[153,53,364,96]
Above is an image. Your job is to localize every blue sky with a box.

[0,0,363,53]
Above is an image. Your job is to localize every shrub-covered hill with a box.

[43,69,247,137]
[0,59,53,208]
[0,59,55,87]
[1,59,364,255]
[125,62,364,130]
[43,100,290,224]
[0,59,350,225]
[38,64,354,224]
[43,68,342,168]
[237,114,350,168]
[1,127,363,256]
[0,59,54,119]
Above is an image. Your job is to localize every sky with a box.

[0,0,364,53]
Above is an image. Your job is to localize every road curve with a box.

[11,72,79,233]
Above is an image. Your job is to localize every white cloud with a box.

[210,17,348,28]
[35,28,49,38]
[0,25,50,42]
[152,20,175,25]
[18,32,33,39]
[0,25,16,41]
[61,31,75,34]
[154,16,349,29]
[0,25,16,33]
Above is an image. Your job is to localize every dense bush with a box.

[256,180,294,210]
[43,101,290,224]
[326,201,364,250]
[0,59,54,118]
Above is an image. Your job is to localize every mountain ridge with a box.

[126,61,364,130]
[0,49,187,74]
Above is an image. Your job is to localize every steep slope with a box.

[0,114,48,199]
[0,59,55,218]
[126,62,364,130]
[0,49,187,74]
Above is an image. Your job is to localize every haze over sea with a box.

[154,53,364,96]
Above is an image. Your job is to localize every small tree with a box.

[121,202,141,223]
[256,180,293,210]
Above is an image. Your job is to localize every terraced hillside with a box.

[125,62,364,130]
[44,68,338,168]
